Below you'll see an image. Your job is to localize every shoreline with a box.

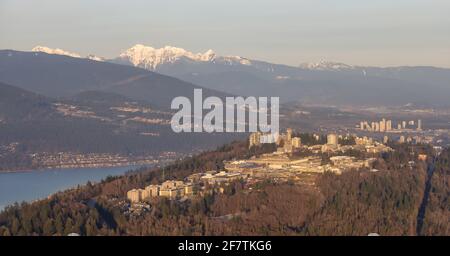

[0,162,154,174]
[0,165,149,212]
[0,157,178,174]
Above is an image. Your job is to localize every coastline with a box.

[0,165,151,212]
[0,156,179,174]
[0,161,156,174]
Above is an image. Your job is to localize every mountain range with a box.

[1,44,449,170]
[0,50,241,170]
[0,49,229,109]
[27,44,450,107]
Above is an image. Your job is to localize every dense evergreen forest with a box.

[0,141,448,236]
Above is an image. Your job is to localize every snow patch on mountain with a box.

[220,56,252,66]
[32,46,81,58]
[32,46,104,62]
[86,54,105,62]
[299,61,354,71]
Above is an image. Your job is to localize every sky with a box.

[1,0,449,68]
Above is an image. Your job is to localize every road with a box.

[416,158,436,236]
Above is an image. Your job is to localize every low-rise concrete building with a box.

[144,185,159,197]
[127,180,194,202]
[127,189,144,203]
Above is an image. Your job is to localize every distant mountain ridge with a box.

[8,46,450,107]
[298,61,355,71]
[0,50,229,109]
[30,44,450,71]
[0,82,243,170]
[0,82,55,122]
[31,44,253,69]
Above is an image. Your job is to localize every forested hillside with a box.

[0,82,242,171]
[1,141,446,236]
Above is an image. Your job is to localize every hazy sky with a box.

[1,0,449,67]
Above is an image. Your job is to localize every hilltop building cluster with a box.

[249,128,302,153]
[247,129,389,174]
[126,171,250,203]
[127,129,391,204]
[243,130,386,177]
[225,153,375,178]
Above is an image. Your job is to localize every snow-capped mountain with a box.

[32,46,81,58]
[31,46,104,62]
[116,44,252,70]
[31,44,360,73]
[299,61,354,71]
[5,46,450,107]
[30,44,253,68]
[118,44,215,69]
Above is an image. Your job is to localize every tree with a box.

[43,219,55,235]
[11,217,20,235]
[64,218,74,235]
[0,227,11,236]
[55,213,65,235]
